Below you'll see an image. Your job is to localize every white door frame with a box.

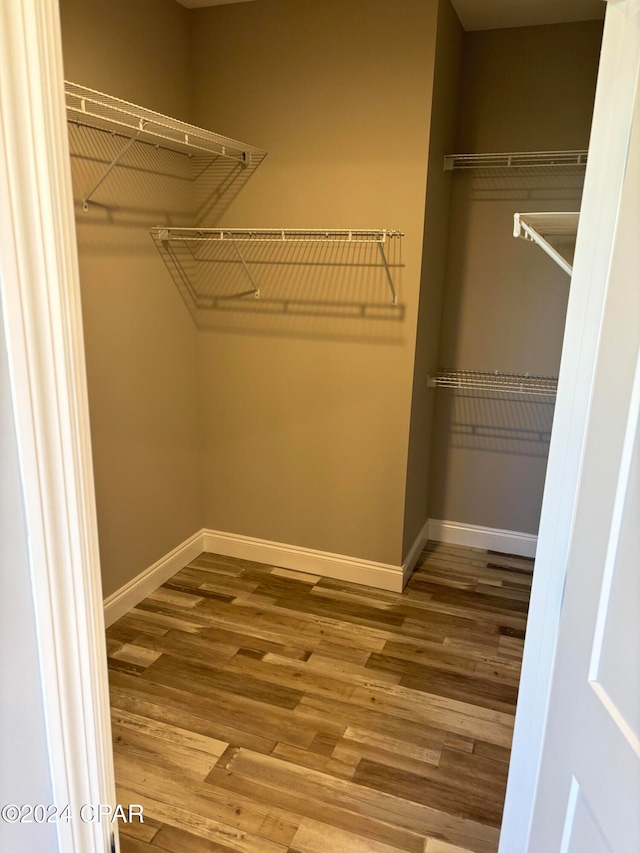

[0,2,117,852]
[499,1,640,850]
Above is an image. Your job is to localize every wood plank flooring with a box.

[106,542,533,853]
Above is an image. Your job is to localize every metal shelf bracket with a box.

[376,236,398,305]
[513,212,579,276]
[229,238,260,299]
[82,123,145,211]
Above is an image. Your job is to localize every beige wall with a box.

[60,0,203,597]
[191,0,440,566]
[58,2,600,589]
[428,21,603,534]
[403,0,463,555]
[60,0,192,119]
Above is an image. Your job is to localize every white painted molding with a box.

[104,531,205,627]
[402,519,430,585]
[428,519,537,558]
[103,524,431,625]
[0,2,115,851]
[203,529,407,592]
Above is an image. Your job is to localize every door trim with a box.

[0,2,116,851]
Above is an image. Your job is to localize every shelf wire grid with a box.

[150,227,403,308]
[428,369,558,397]
[444,150,588,171]
[151,228,403,244]
[65,81,265,162]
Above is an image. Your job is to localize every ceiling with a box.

[175,0,606,31]
[450,0,604,31]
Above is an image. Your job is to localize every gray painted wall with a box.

[191,0,441,566]
[403,0,464,555]
[60,0,202,599]
[428,21,603,535]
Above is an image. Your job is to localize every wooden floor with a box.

[106,542,533,853]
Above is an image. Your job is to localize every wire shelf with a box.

[151,227,404,307]
[65,81,265,162]
[428,369,558,397]
[151,228,403,244]
[65,82,266,210]
[444,150,588,171]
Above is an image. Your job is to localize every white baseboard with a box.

[202,528,409,592]
[402,519,430,585]
[102,520,532,627]
[428,519,537,558]
[103,522,432,626]
[103,530,205,627]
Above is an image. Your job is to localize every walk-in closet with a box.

[55,0,606,850]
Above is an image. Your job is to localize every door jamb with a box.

[0,2,117,851]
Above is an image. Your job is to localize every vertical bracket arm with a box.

[230,240,261,298]
[376,238,398,305]
[517,220,573,276]
[82,121,146,211]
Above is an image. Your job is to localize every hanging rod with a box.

[428,369,558,397]
[444,150,588,171]
[150,227,404,305]
[65,81,266,210]
[513,212,579,276]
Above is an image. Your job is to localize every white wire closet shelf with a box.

[443,149,588,171]
[150,227,404,304]
[428,369,558,397]
[65,81,266,210]
[513,212,579,276]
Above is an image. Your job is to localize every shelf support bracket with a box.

[82,122,146,211]
[230,240,261,299]
[517,220,573,276]
[376,241,398,305]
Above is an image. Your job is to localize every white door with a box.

[525,4,640,850]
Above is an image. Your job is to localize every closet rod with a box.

[444,149,588,171]
[428,369,558,397]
